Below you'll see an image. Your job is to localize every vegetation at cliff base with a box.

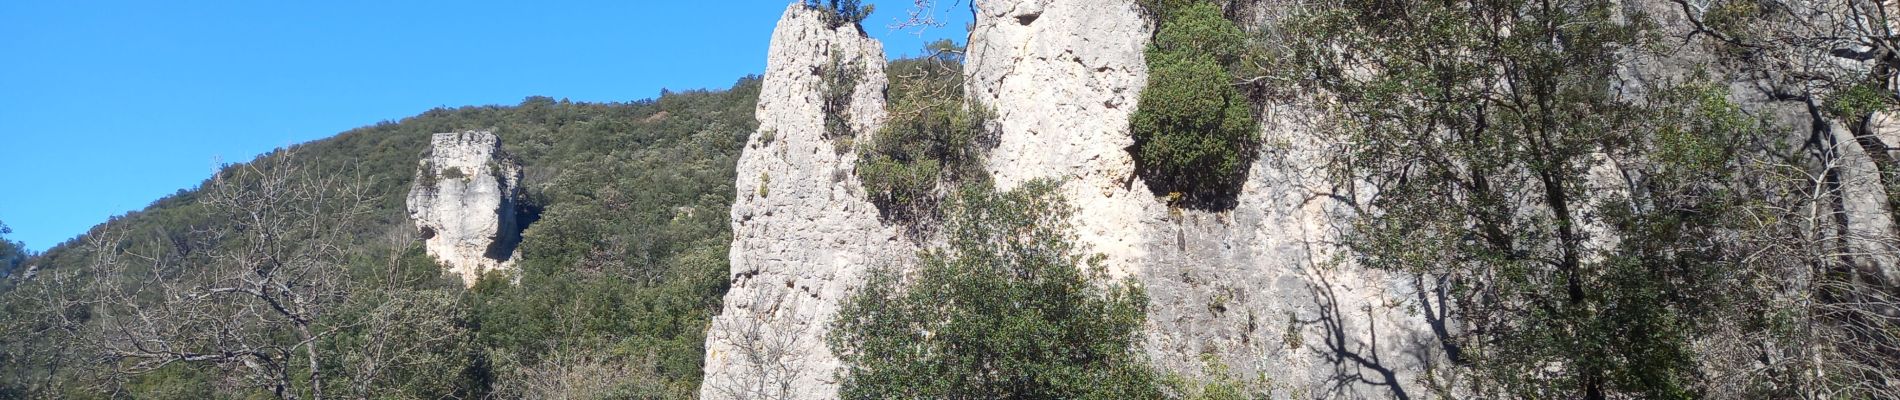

[1256,0,1888,397]
[829,180,1159,399]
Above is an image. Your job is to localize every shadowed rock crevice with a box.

[406,130,525,286]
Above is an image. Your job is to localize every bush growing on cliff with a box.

[1129,1,1257,202]
[822,49,863,154]
[856,41,992,223]
[440,166,468,179]
[829,180,1160,399]
[804,0,873,30]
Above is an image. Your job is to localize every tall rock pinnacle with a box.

[698,3,902,399]
[406,130,524,286]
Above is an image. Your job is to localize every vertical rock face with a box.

[711,1,1900,399]
[406,130,523,286]
[699,3,899,399]
[965,0,1154,279]
[966,0,1438,397]
[1848,113,1900,282]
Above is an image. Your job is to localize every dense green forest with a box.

[0,76,760,398]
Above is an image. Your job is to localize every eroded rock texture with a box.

[704,0,1900,398]
[406,130,523,286]
[698,3,901,399]
[967,1,1437,397]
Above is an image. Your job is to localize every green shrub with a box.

[856,44,991,222]
[856,103,989,217]
[1151,3,1247,66]
[440,166,469,180]
[1130,2,1257,199]
[804,0,873,30]
[829,180,1160,399]
[822,50,862,154]
[0,221,26,278]
[1164,356,1272,400]
[1827,82,1892,120]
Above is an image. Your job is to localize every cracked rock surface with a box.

[698,3,905,399]
[406,130,523,287]
[967,1,1438,397]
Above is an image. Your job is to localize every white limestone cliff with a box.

[966,0,1438,397]
[703,1,1900,398]
[698,3,901,399]
[700,1,1441,398]
[406,130,523,287]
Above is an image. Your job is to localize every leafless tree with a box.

[18,149,467,399]
[886,0,966,35]
[1693,151,1900,399]
[491,348,679,400]
[708,286,811,400]
[1659,1,1900,397]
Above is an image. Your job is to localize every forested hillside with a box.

[0,76,760,398]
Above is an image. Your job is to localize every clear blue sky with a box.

[0,1,973,252]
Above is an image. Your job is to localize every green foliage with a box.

[440,166,469,179]
[804,0,874,30]
[0,221,26,279]
[1269,0,1767,397]
[1653,81,1752,175]
[1151,3,1248,66]
[822,49,864,154]
[1701,1,1765,44]
[323,285,479,397]
[1163,356,1271,400]
[1130,1,1257,200]
[856,44,992,222]
[123,365,217,399]
[1827,82,1894,120]
[0,76,762,397]
[829,180,1161,399]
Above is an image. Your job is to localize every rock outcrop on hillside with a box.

[698,3,900,399]
[406,130,523,286]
